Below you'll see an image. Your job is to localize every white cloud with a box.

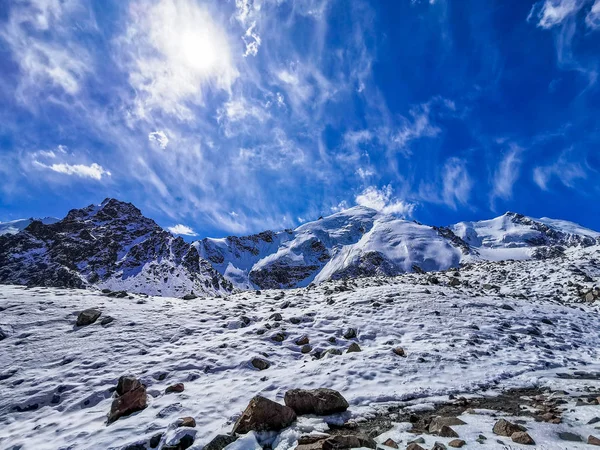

[390,103,440,154]
[330,200,349,213]
[528,0,583,28]
[356,167,375,179]
[0,0,93,104]
[149,131,170,149]
[355,185,415,217]
[34,161,111,180]
[492,145,522,201]
[119,0,238,120]
[586,0,600,28]
[442,158,472,209]
[533,151,587,190]
[167,224,198,236]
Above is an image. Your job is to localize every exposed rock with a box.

[448,440,466,448]
[76,309,102,326]
[163,434,195,450]
[511,431,535,445]
[251,358,270,370]
[492,419,525,437]
[382,438,398,448]
[284,388,349,415]
[232,396,297,434]
[108,376,147,424]
[100,316,115,326]
[301,344,312,354]
[347,342,362,353]
[321,435,376,450]
[295,335,310,345]
[589,435,600,446]
[343,328,357,339]
[149,433,163,448]
[429,417,466,434]
[177,416,196,428]
[557,431,582,442]
[392,347,406,357]
[182,294,197,300]
[431,443,446,450]
[438,425,459,438]
[406,443,425,450]
[271,332,286,342]
[165,383,185,394]
[203,434,238,450]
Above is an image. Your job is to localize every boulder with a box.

[177,416,196,428]
[301,344,312,354]
[163,434,195,450]
[343,328,357,339]
[149,433,163,448]
[392,347,406,357]
[165,383,185,394]
[284,388,349,415]
[382,438,398,448]
[76,308,102,326]
[431,443,446,450]
[347,343,362,353]
[429,416,466,434]
[492,419,525,437]
[232,396,297,434]
[406,444,425,450]
[295,335,310,346]
[589,435,600,446]
[108,377,147,424]
[203,434,238,450]
[511,431,535,445]
[438,425,459,438]
[448,440,466,448]
[251,358,270,370]
[321,435,376,450]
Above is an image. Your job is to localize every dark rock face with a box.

[249,263,320,289]
[492,419,526,437]
[76,309,102,326]
[232,396,297,434]
[108,376,147,424]
[284,388,349,415]
[0,198,233,296]
[203,434,238,450]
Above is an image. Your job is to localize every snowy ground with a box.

[1,247,599,450]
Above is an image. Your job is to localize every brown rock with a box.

[392,347,406,357]
[108,384,147,424]
[76,308,102,326]
[406,443,425,450]
[321,435,376,450]
[431,443,447,450]
[511,431,535,445]
[165,383,185,394]
[232,396,296,434]
[589,435,600,446]
[284,388,349,415]
[429,416,466,433]
[116,375,142,396]
[295,335,310,346]
[382,438,398,448]
[177,416,196,428]
[492,419,525,437]
[438,425,459,438]
[448,440,466,448]
[203,434,238,450]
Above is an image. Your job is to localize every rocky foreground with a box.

[1,245,600,449]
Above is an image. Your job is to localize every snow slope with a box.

[198,208,599,290]
[1,245,599,449]
[0,217,59,236]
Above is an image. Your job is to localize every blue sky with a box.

[1,0,599,238]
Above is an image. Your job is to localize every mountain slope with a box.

[198,208,599,290]
[0,217,59,236]
[0,199,233,296]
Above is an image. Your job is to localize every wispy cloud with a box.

[441,158,473,210]
[491,144,522,202]
[528,0,582,29]
[148,131,169,149]
[34,161,111,180]
[167,224,198,236]
[533,150,587,190]
[355,185,416,217]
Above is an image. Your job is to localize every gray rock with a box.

[232,396,296,434]
[76,309,102,326]
[284,388,349,415]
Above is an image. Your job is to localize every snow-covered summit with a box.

[0,217,59,236]
[0,198,233,296]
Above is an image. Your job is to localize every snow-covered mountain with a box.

[0,217,59,236]
[2,199,598,294]
[197,207,599,290]
[0,199,233,297]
